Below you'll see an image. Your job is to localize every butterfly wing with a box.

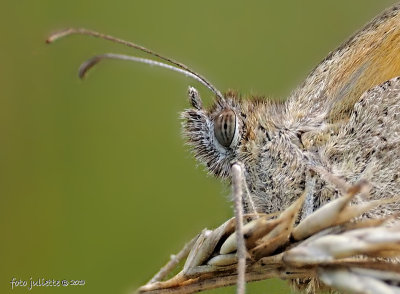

[320,77,400,216]
[286,3,400,124]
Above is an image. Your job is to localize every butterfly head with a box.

[45,28,261,179]
[181,87,247,178]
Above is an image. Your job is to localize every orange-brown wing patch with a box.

[328,15,400,121]
[287,3,400,124]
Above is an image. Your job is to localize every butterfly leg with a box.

[231,163,247,294]
[301,170,316,220]
[233,161,258,216]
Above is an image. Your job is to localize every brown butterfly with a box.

[48,2,400,294]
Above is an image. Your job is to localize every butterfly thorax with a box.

[182,91,339,215]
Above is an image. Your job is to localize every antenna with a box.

[47,28,225,101]
[78,53,216,91]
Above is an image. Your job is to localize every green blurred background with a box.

[1,1,397,293]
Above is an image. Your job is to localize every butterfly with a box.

[47,2,400,294]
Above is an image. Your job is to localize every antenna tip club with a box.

[45,28,77,44]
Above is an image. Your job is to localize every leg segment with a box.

[232,163,247,294]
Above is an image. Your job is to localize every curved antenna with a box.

[78,53,220,94]
[47,28,224,101]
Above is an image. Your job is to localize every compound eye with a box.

[213,109,237,148]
